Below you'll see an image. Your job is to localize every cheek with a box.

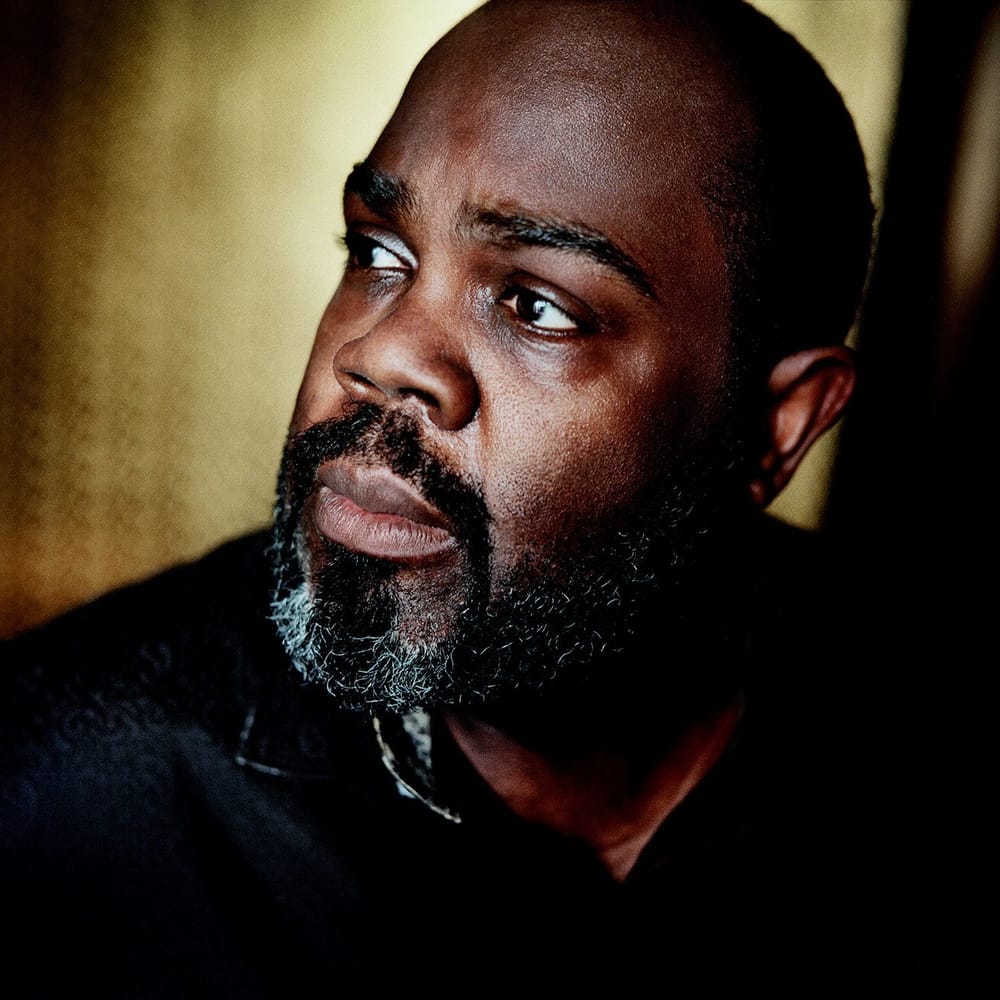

[477,387,671,568]
[474,338,729,567]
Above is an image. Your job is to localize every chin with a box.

[268,401,749,715]
[271,510,649,715]
[269,519,484,713]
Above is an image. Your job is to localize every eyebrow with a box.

[344,162,416,221]
[463,208,654,298]
[344,161,654,299]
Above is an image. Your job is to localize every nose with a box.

[332,304,479,432]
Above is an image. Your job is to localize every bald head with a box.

[273,0,869,712]
[384,0,873,374]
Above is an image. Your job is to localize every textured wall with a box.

[1,0,906,637]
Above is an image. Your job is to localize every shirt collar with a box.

[373,711,463,823]
[232,644,462,823]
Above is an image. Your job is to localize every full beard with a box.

[269,402,750,717]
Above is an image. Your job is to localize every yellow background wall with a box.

[1,0,906,637]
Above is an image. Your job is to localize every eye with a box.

[343,231,410,273]
[499,288,580,335]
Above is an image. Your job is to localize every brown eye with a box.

[343,232,409,272]
[499,288,579,334]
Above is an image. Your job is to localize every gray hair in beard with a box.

[269,403,748,716]
[270,563,453,710]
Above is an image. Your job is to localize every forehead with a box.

[366,1,736,312]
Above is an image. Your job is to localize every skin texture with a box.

[293,4,736,621]
[286,0,857,878]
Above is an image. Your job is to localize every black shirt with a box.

[0,525,933,995]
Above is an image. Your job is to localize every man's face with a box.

[271,4,744,712]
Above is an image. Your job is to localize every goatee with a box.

[269,402,748,716]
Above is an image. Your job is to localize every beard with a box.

[269,402,750,717]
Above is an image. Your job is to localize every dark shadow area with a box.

[826,0,998,975]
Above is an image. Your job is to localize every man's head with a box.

[270,0,872,714]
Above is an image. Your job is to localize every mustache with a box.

[276,403,491,555]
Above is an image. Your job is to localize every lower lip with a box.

[312,487,456,562]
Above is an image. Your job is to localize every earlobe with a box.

[749,346,857,507]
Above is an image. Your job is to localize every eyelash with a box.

[341,231,408,272]
[497,287,584,336]
[340,230,589,337]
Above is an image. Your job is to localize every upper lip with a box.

[317,459,450,530]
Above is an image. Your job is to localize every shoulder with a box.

[0,532,390,994]
[3,531,273,706]
[5,529,273,655]
[0,531,279,839]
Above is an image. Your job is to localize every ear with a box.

[749,346,857,508]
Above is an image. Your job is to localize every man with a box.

[2,0,913,992]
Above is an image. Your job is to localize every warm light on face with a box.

[2,1,903,639]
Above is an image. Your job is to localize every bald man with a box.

[3,2,921,993]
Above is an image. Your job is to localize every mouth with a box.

[311,458,456,563]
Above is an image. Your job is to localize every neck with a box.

[441,695,740,882]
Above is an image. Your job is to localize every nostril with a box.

[398,386,438,409]
[346,369,378,391]
[333,335,477,431]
